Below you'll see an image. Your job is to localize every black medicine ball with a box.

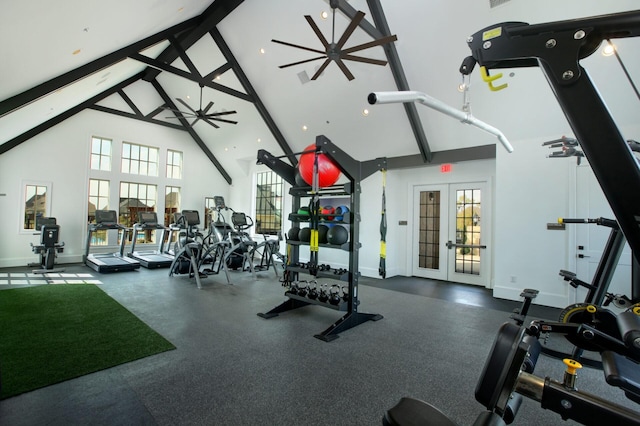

[298,227,311,242]
[327,225,348,245]
[288,226,300,241]
[318,224,329,244]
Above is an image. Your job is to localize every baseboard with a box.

[493,285,569,309]
[0,254,84,269]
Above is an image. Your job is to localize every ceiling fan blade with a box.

[202,117,220,129]
[202,101,214,114]
[310,59,332,80]
[278,56,327,69]
[342,54,388,66]
[335,58,355,81]
[304,15,330,48]
[190,117,202,127]
[210,117,238,125]
[176,98,197,115]
[204,110,238,117]
[335,10,365,49]
[271,39,325,55]
[341,34,398,55]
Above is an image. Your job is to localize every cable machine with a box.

[257,135,384,341]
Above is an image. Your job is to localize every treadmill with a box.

[127,211,174,268]
[84,210,140,273]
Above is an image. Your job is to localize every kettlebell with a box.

[289,281,299,295]
[307,280,319,299]
[297,280,308,297]
[318,284,329,303]
[329,285,342,305]
[341,286,349,301]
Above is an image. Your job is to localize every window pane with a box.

[101,140,111,156]
[122,143,130,159]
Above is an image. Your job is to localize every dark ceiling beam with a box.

[385,145,495,170]
[151,79,232,184]
[0,73,144,155]
[0,17,200,118]
[143,0,245,82]
[87,104,187,131]
[117,89,142,116]
[331,0,384,39]
[341,0,432,163]
[209,27,297,167]
[129,52,252,101]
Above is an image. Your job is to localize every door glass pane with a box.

[418,191,440,269]
[455,188,481,275]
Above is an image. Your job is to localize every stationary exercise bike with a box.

[29,217,65,272]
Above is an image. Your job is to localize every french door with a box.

[412,182,490,287]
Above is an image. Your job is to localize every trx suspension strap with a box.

[379,169,387,278]
[309,147,320,276]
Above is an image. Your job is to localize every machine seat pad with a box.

[383,397,457,426]
[602,350,640,404]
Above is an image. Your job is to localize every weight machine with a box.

[382,10,640,425]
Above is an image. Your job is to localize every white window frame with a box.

[20,180,52,234]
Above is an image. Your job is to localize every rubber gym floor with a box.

[0,263,634,425]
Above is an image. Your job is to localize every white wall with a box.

[0,109,230,267]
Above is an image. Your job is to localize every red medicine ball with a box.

[298,144,341,187]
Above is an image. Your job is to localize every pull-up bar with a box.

[368,90,514,153]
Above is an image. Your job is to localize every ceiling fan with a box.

[271,0,397,81]
[164,84,238,128]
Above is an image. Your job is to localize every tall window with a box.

[255,171,283,235]
[91,136,112,171]
[88,179,110,246]
[166,150,183,179]
[119,182,157,230]
[121,142,159,176]
[165,186,181,227]
[22,183,50,231]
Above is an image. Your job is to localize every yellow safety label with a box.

[483,26,503,41]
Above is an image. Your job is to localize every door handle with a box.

[578,254,590,258]
[446,240,487,250]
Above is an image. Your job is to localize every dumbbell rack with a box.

[257,135,385,341]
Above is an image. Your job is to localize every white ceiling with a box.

[1,0,639,183]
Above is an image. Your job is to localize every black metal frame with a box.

[463,11,640,300]
[257,135,384,341]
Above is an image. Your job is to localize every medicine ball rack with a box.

[257,135,385,341]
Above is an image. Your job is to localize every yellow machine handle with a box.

[480,66,508,91]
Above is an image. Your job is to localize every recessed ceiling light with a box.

[321,11,329,19]
[215,75,221,80]
[72,49,81,55]
[302,125,308,131]
[225,147,229,151]
[259,48,265,54]
[457,83,467,92]
[362,109,369,116]
[602,43,615,57]
[178,7,184,12]
[257,138,261,143]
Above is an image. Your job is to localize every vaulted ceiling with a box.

[2,0,638,184]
